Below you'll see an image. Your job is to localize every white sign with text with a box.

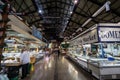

[98,27,120,42]
[82,29,98,44]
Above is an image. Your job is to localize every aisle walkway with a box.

[26,55,97,80]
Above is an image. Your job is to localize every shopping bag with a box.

[31,64,34,72]
[28,63,31,74]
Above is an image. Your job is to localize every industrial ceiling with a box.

[1,0,120,42]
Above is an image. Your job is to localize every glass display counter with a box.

[76,56,89,69]
[67,53,120,80]
[67,53,78,63]
[88,59,120,80]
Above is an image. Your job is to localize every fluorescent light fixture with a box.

[90,27,96,30]
[105,1,111,11]
[92,1,111,17]
[12,7,16,12]
[76,27,82,32]
[82,18,92,27]
[76,18,92,32]
[17,16,23,20]
[70,11,73,14]
[39,10,42,13]
[72,33,75,35]
[76,1,111,32]
[74,0,78,4]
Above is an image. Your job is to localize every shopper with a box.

[43,48,49,57]
[57,48,60,58]
[54,47,60,58]
[46,48,50,57]
[20,48,30,79]
[42,48,46,57]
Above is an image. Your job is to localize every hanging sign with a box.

[98,27,120,42]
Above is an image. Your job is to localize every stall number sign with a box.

[98,27,120,42]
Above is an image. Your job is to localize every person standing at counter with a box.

[20,48,30,79]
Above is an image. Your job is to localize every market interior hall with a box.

[0,0,120,80]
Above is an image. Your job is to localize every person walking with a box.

[20,48,30,79]
[54,47,60,58]
[57,48,60,58]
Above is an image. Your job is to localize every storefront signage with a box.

[82,29,98,44]
[98,27,120,42]
[71,29,98,45]
[70,24,120,46]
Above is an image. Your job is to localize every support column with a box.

[0,3,9,70]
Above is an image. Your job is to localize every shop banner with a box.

[82,29,98,44]
[70,29,98,45]
[72,37,83,45]
[98,27,120,42]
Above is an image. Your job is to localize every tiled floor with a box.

[24,55,97,80]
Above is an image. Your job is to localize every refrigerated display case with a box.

[68,23,120,80]
[76,56,89,69]
[88,59,120,80]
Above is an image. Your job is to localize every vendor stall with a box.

[68,23,120,80]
